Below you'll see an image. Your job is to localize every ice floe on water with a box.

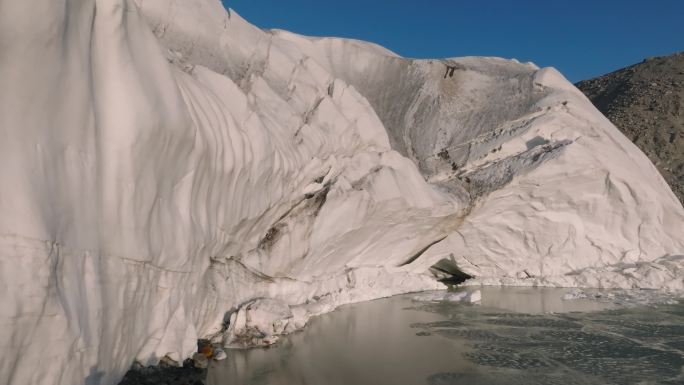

[413,286,681,314]
[410,289,483,304]
[561,287,681,307]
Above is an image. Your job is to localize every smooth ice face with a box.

[0,0,682,384]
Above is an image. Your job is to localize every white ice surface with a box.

[0,1,682,384]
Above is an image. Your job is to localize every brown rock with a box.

[576,52,684,205]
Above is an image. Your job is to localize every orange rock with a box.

[200,344,214,359]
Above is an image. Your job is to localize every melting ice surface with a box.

[208,287,684,385]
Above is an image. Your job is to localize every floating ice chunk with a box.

[467,289,482,303]
[411,289,482,304]
[409,291,447,302]
[562,288,587,301]
[212,348,227,361]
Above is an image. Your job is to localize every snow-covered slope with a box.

[0,1,682,384]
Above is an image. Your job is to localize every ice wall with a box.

[0,1,682,384]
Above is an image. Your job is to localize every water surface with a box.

[208,287,684,385]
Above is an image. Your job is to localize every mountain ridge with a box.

[576,52,684,205]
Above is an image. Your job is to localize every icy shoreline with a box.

[118,286,682,384]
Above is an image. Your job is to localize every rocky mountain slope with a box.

[0,1,682,384]
[576,52,684,204]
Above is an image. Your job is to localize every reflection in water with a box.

[208,288,684,385]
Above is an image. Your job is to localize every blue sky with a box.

[221,0,683,82]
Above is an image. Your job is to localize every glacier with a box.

[0,0,682,384]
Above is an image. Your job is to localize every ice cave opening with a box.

[429,257,473,286]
